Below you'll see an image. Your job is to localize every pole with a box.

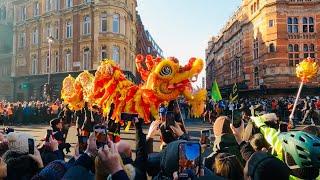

[47,36,54,102]
[289,81,304,126]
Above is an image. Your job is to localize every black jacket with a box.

[204,134,244,170]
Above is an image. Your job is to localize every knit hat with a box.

[33,160,70,180]
[244,152,290,180]
[50,118,61,128]
[213,116,232,136]
[6,132,35,154]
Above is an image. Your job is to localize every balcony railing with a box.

[264,66,296,76]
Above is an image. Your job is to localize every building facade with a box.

[0,0,14,100]
[206,0,320,96]
[12,0,137,101]
[136,14,163,57]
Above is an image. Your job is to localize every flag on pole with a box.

[211,80,222,102]
[229,83,239,103]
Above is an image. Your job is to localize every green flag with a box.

[211,80,222,102]
[229,83,239,103]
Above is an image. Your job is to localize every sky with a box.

[137,0,241,87]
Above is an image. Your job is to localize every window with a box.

[253,38,259,59]
[101,13,107,32]
[304,44,315,58]
[288,17,298,33]
[66,21,72,38]
[32,28,38,45]
[54,52,59,72]
[84,0,91,3]
[66,0,73,8]
[288,44,300,66]
[46,23,52,37]
[83,16,91,35]
[112,45,120,63]
[31,55,38,75]
[46,53,50,73]
[269,43,275,52]
[303,17,314,33]
[124,48,127,68]
[33,2,40,16]
[113,14,120,33]
[19,33,26,48]
[269,20,274,27]
[55,0,60,10]
[54,22,59,39]
[83,48,90,70]
[20,6,26,21]
[254,67,259,86]
[46,0,51,12]
[0,6,6,20]
[101,46,107,59]
[65,50,71,71]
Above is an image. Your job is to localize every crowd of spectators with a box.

[0,98,318,179]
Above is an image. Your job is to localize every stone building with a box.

[206,0,320,96]
[136,14,163,57]
[12,0,138,100]
[0,0,14,100]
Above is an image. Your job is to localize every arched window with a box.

[113,14,120,33]
[269,43,275,53]
[288,44,293,52]
[309,17,314,32]
[65,49,71,71]
[83,47,90,70]
[287,17,292,33]
[31,55,38,75]
[54,51,59,72]
[254,67,259,86]
[293,17,298,24]
[310,44,315,52]
[112,45,120,63]
[294,44,299,52]
[66,21,72,38]
[83,15,91,35]
[303,44,309,52]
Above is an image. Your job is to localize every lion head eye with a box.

[160,65,172,76]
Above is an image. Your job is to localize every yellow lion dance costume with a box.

[61,55,207,123]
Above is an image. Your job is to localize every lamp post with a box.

[47,36,54,102]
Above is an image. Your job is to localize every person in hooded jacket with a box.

[204,116,244,170]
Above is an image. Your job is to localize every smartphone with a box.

[78,136,89,154]
[94,125,108,149]
[165,111,176,127]
[178,142,201,178]
[200,129,211,145]
[46,129,53,142]
[232,110,242,128]
[28,138,35,154]
[121,113,138,121]
[279,122,288,132]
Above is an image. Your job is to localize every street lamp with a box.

[47,35,54,102]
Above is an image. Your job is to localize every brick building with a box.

[206,0,320,96]
[136,14,163,57]
[11,0,138,100]
[0,0,14,100]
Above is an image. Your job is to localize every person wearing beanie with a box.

[244,152,290,180]
[204,116,244,170]
[31,160,70,180]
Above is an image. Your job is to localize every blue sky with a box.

[137,0,241,87]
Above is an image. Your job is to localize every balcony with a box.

[288,32,316,39]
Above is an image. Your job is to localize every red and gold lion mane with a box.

[61,55,207,123]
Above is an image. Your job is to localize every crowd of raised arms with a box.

[0,98,318,180]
